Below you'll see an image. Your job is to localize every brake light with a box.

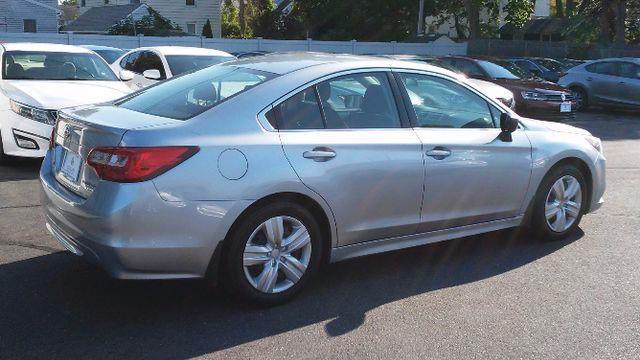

[87,146,199,183]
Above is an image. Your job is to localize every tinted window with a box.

[586,62,617,75]
[618,62,640,79]
[165,55,235,76]
[2,51,117,81]
[117,65,275,120]
[478,60,520,80]
[398,73,495,129]
[515,60,538,71]
[137,51,166,79]
[275,86,324,130]
[451,59,485,78]
[121,51,140,72]
[317,72,401,129]
[93,49,125,64]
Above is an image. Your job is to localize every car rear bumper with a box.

[40,152,248,279]
[0,109,50,158]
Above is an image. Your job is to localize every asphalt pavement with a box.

[0,109,639,359]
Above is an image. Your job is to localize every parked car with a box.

[79,45,125,65]
[386,55,516,109]
[111,46,236,90]
[41,53,605,304]
[510,57,567,83]
[558,58,640,111]
[0,43,132,162]
[440,56,576,121]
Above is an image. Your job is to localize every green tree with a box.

[108,7,182,36]
[250,0,278,38]
[221,0,242,38]
[202,18,214,38]
[503,0,534,29]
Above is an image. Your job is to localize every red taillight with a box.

[87,146,199,183]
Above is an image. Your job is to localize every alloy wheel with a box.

[545,175,582,233]
[243,216,312,293]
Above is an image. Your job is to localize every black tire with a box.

[571,87,588,111]
[219,201,324,305]
[530,164,587,241]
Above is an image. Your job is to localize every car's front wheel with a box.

[220,201,323,305]
[531,165,587,240]
[571,87,588,111]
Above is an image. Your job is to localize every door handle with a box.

[303,147,336,162]
[426,147,451,160]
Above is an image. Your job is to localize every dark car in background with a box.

[558,58,640,110]
[510,57,568,83]
[440,56,576,121]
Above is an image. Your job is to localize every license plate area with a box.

[560,102,572,113]
[60,150,82,183]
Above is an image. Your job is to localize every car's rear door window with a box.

[397,73,496,129]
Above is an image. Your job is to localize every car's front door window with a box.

[398,73,496,129]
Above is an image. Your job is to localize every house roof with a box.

[64,4,145,33]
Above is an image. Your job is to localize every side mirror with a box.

[500,113,518,133]
[143,69,162,80]
[119,69,135,81]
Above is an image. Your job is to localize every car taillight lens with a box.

[87,146,199,183]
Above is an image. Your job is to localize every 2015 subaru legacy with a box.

[40,53,605,304]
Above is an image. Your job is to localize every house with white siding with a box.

[0,0,59,33]
[75,0,221,37]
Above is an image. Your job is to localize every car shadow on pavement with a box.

[0,228,582,358]
[568,109,640,141]
[0,157,41,182]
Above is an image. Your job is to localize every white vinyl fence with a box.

[0,32,467,56]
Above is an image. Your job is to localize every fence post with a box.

[200,36,204,48]
[351,39,357,54]
[138,34,143,47]
[391,41,397,55]
[66,31,72,45]
[257,37,263,51]
[307,38,312,51]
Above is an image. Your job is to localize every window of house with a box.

[23,19,36,33]
[81,0,86,6]
[186,22,197,34]
[104,0,109,4]
[186,0,195,6]
[398,73,496,129]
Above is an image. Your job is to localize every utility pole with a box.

[417,0,425,36]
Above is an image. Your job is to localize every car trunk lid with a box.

[51,105,182,198]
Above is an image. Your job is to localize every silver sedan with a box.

[41,53,606,304]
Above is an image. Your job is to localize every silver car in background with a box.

[41,53,606,304]
[558,57,640,110]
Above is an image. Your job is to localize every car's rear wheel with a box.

[571,87,588,111]
[531,165,587,241]
[220,201,323,305]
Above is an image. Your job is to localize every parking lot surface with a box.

[1,110,639,359]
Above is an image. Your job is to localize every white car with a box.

[111,46,235,90]
[0,43,132,161]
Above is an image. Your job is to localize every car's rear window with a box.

[116,65,276,120]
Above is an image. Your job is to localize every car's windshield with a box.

[165,55,236,76]
[93,49,125,64]
[535,58,566,72]
[479,60,522,80]
[2,51,118,81]
[116,65,276,120]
